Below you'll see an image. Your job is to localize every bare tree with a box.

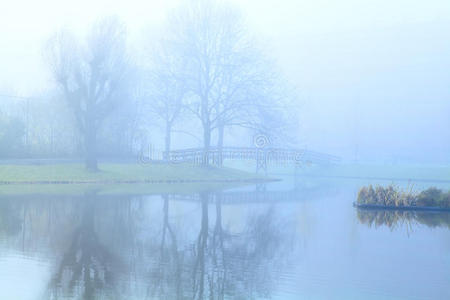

[143,40,187,158]
[212,49,294,154]
[45,16,130,171]
[164,0,246,163]
[166,0,294,163]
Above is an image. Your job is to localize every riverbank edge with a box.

[353,202,450,212]
[0,178,279,185]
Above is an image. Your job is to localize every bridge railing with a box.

[164,147,340,167]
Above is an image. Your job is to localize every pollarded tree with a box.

[45,16,130,171]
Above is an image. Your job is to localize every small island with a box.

[355,185,450,211]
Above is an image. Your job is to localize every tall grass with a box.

[357,185,450,208]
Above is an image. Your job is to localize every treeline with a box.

[0,0,298,169]
[0,93,141,159]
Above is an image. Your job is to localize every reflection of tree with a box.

[179,192,229,300]
[210,193,226,299]
[226,205,294,299]
[0,197,68,252]
[188,192,291,300]
[191,194,204,298]
[0,190,295,300]
[0,194,150,299]
[357,209,450,231]
[48,196,122,300]
[147,195,182,300]
[0,199,22,237]
[144,191,293,300]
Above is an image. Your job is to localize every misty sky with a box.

[1,0,449,163]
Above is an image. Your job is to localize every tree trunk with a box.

[194,193,209,299]
[84,122,98,172]
[164,121,172,161]
[217,124,224,166]
[202,125,211,166]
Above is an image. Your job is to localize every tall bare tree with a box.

[166,0,293,163]
[164,0,245,162]
[143,40,187,158]
[45,16,129,171]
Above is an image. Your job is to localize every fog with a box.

[1,2,450,299]
[1,0,449,163]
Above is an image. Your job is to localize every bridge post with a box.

[294,162,302,190]
[211,149,216,165]
[256,149,267,174]
[218,149,223,166]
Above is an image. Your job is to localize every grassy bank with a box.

[0,163,268,184]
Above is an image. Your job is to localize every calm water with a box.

[0,177,449,300]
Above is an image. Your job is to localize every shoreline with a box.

[353,202,450,212]
[0,178,277,185]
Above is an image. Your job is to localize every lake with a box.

[0,176,449,299]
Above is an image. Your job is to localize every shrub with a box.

[357,185,449,208]
[416,187,442,207]
[437,192,450,208]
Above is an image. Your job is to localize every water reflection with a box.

[0,199,22,237]
[147,192,293,300]
[1,182,449,299]
[357,209,450,231]
[0,190,295,299]
[47,195,125,299]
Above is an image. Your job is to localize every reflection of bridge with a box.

[168,185,337,205]
[166,147,340,172]
[0,187,335,204]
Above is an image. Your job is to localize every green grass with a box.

[0,163,267,184]
[0,162,269,196]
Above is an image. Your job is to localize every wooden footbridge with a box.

[165,147,340,172]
